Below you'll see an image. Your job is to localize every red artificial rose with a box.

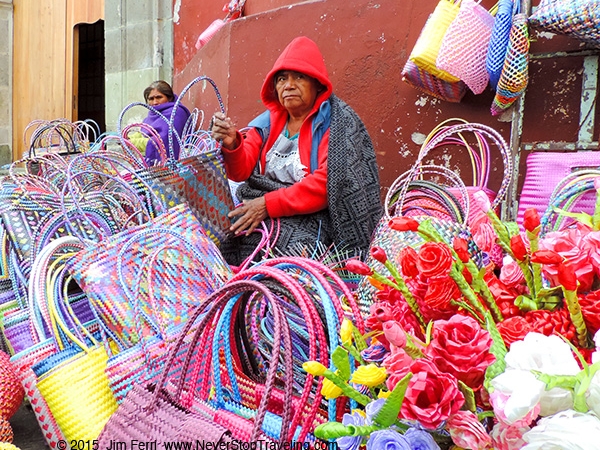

[389,217,419,232]
[524,308,576,344]
[346,259,373,276]
[530,250,563,265]
[453,237,470,263]
[401,358,465,430]
[557,262,578,291]
[523,208,541,233]
[400,247,420,278]
[579,290,600,335]
[375,284,403,305]
[510,234,528,261]
[370,246,388,265]
[383,347,413,391]
[425,315,495,389]
[496,316,532,348]
[421,276,459,321]
[369,301,396,323]
[418,242,454,279]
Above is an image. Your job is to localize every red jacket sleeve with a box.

[221,128,263,182]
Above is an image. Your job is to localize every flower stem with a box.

[321,368,373,406]
[449,265,488,321]
[562,288,592,349]
[373,267,426,331]
[464,260,503,322]
[527,229,543,299]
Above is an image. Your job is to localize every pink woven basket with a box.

[436,0,495,94]
[517,151,600,228]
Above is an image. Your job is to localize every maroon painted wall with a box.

[173,0,597,213]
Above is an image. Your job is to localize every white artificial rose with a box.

[505,333,580,375]
[522,410,600,449]
[490,369,544,424]
[593,329,600,364]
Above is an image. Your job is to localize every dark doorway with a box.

[76,20,105,134]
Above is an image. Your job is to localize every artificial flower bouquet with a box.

[303,187,600,449]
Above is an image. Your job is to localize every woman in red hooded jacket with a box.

[212,36,382,266]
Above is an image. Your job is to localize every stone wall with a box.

[104,0,174,131]
[0,0,12,165]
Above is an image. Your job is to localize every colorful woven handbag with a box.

[491,13,530,116]
[529,0,600,48]
[401,60,468,103]
[517,151,600,228]
[538,170,600,235]
[411,120,513,224]
[408,0,462,83]
[97,280,299,446]
[436,0,496,94]
[118,76,236,247]
[486,0,516,89]
[68,203,232,348]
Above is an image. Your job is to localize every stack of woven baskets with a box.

[0,351,23,448]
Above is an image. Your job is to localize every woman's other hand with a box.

[228,197,268,235]
[211,112,239,149]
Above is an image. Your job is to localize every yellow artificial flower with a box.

[322,377,343,399]
[378,390,391,399]
[350,364,387,387]
[340,318,353,344]
[302,361,327,376]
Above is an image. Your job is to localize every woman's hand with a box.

[228,197,268,235]
[211,112,238,149]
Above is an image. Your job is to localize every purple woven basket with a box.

[517,151,600,228]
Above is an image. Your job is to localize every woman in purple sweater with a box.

[142,80,191,163]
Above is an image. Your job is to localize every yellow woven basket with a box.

[409,0,462,83]
[34,255,118,442]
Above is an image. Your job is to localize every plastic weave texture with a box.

[486,0,515,89]
[491,14,530,116]
[408,0,462,83]
[401,60,468,103]
[436,0,495,94]
[529,0,600,48]
[517,151,600,228]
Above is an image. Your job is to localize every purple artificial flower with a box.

[367,430,411,450]
[362,343,389,364]
[365,398,386,425]
[337,411,366,450]
[405,428,441,450]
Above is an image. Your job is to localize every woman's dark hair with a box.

[143,80,175,103]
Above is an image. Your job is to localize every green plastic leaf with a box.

[505,221,521,237]
[484,312,507,391]
[553,207,594,228]
[314,422,379,440]
[373,372,413,428]
[332,346,351,381]
[514,295,538,312]
[352,326,368,352]
[458,380,477,412]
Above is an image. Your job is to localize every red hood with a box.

[260,36,333,112]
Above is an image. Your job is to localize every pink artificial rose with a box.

[582,231,600,278]
[382,347,413,391]
[426,315,495,389]
[382,321,407,348]
[490,423,529,450]
[499,260,526,289]
[539,225,595,291]
[446,410,493,450]
[472,222,497,253]
[400,358,464,430]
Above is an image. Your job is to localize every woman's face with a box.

[275,71,321,117]
[147,89,169,106]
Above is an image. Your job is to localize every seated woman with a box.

[132,80,191,164]
[211,36,382,266]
